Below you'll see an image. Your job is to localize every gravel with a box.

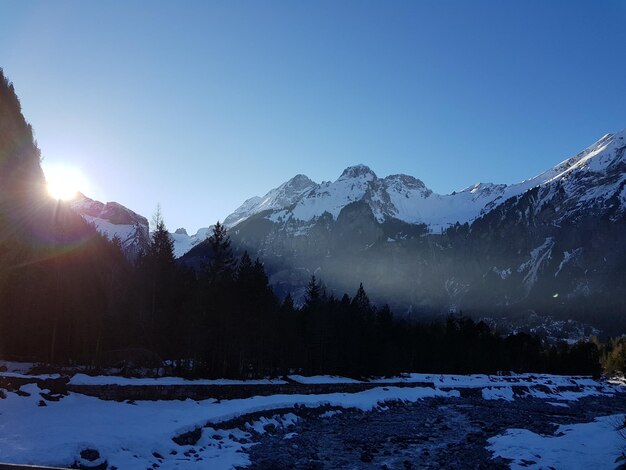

[242,394,626,469]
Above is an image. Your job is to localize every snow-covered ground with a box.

[488,414,626,469]
[0,367,624,469]
[0,383,456,469]
[372,372,601,389]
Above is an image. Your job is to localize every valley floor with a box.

[0,363,624,469]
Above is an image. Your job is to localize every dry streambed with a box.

[245,395,626,469]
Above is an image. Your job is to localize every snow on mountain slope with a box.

[222,196,263,229]
[169,227,210,258]
[382,180,508,232]
[290,165,376,221]
[224,129,626,233]
[552,130,626,206]
[478,130,626,213]
[223,174,317,228]
[389,129,626,227]
[70,194,149,256]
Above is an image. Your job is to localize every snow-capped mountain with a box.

[183,129,626,331]
[70,193,150,258]
[223,130,626,235]
[168,227,211,258]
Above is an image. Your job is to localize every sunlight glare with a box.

[44,164,89,201]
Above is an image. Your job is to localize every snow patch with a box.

[555,248,583,277]
[487,414,626,469]
[518,238,555,289]
[482,387,515,401]
[492,267,512,280]
[320,409,343,418]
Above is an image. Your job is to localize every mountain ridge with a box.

[69,193,150,259]
[70,129,626,265]
[222,129,626,235]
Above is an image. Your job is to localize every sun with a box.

[44,163,89,201]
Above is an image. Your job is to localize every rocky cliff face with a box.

[70,194,150,259]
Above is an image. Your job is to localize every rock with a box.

[173,427,202,446]
[520,459,537,466]
[77,448,107,470]
[80,449,100,462]
[263,423,277,434]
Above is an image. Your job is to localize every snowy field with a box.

[0,363,625,469]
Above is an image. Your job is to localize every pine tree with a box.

[352,283,371,312]
[148,205,175,268]
[237,251,253,280]
[206,221,235,283]
[305,275,321,308]
[137,205,177,355]
[376,304,393,328]
[110,234,124,254]
[281,293,295,313]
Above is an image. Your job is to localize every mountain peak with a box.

[283,174,316,190]
[339,164,377,180]
[384,174,428,191]
[223,173,318,229]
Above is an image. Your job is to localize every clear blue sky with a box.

[1,0,625,233]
